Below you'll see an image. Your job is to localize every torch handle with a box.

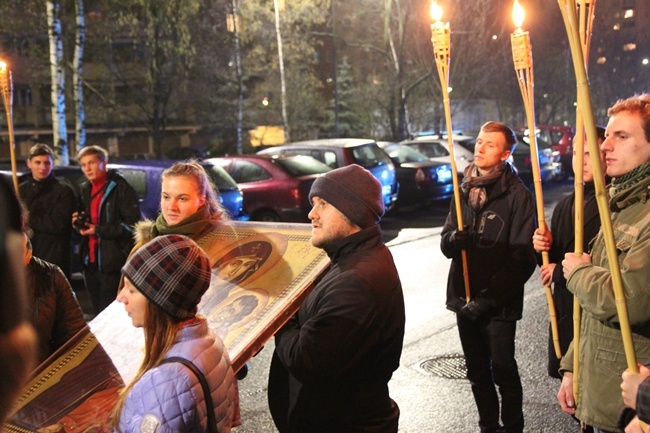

[433,26,471,302]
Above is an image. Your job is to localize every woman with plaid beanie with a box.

[112,234,236,432]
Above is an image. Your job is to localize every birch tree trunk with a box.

[46,0,68,165]
[273,0,289,143]
[73,0,86,152]
[231,0,244,155]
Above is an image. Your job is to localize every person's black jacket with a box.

[440,163,537,321]
[27,256,86,364]
[542,183,601,377]
[269,225,405,433]
[19,174,76,278]
[78,169,140,273]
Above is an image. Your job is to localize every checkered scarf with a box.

[122,234,211,320]
[461,162,506,212]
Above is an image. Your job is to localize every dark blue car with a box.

[108,160,249,221]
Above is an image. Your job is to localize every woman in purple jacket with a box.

[112,235,236,433]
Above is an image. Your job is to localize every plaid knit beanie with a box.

[309,164,384,228]
[122,234,211,320]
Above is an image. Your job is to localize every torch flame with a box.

[430,1,443,23]
[512,0,525,30]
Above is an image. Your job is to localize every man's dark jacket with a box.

[543,183,601,377]
[19,174,76,278]
[269,224,405,433]
[78,169,140,273]
[440,164,537,320]
[27,256,86,364]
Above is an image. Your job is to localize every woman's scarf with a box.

[152,204,212,238]
[460,162,507,212]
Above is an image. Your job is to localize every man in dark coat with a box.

[268,164,406,433]
[532,126,607,380]
[19,143,76,279]
[441,121,537,433]
[74,145,140,315]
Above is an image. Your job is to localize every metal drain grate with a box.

[417,354,467,379]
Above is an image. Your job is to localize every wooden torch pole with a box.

[510,0,561,358]
[569,0,597,408]
[430,1,470,302]
[0,61,19,197]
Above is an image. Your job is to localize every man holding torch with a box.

[441,121,537,433]
[558,94,650,433]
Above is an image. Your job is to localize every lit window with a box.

[624,9,634,19]
[597,57,607,64]
[623,43,637,51]
[613,23,620,31]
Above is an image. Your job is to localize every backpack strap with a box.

[160,356,217,433]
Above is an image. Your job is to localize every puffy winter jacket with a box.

[117,319,236,433]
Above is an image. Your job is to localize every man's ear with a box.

[500,150,511,162]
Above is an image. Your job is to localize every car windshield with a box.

[515,134,551,153]
[273,155,331,176]
[350,144,392,169]
[202,164,240,191]
[385,145,429,164]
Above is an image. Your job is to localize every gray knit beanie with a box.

[309,164,384,228]
[122,234,211,320]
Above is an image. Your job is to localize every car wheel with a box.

[253,209,281,222]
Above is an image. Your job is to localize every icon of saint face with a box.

[213,295,259,329]
[213,241,272,285]
[214,255,263,283]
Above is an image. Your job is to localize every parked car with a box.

[257,138,398,212]
[516,125,575,175]
[456,133,563,186]
[108,160,249,221]
[399,135,475,174]
[205,154,331,222]
[377,142,455,210]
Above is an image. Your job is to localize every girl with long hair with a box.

[113,235,236,432]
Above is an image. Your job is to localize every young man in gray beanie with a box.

[268,164,406,433]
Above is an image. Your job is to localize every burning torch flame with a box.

[430,1,443,23]
[512,0,525,31]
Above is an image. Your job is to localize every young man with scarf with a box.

[441,121,537,433]
[555,94,650,433]
[74,145,140,316]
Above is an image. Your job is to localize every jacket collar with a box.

[323,224,383,262]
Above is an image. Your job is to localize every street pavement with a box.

[232,181,582,432]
